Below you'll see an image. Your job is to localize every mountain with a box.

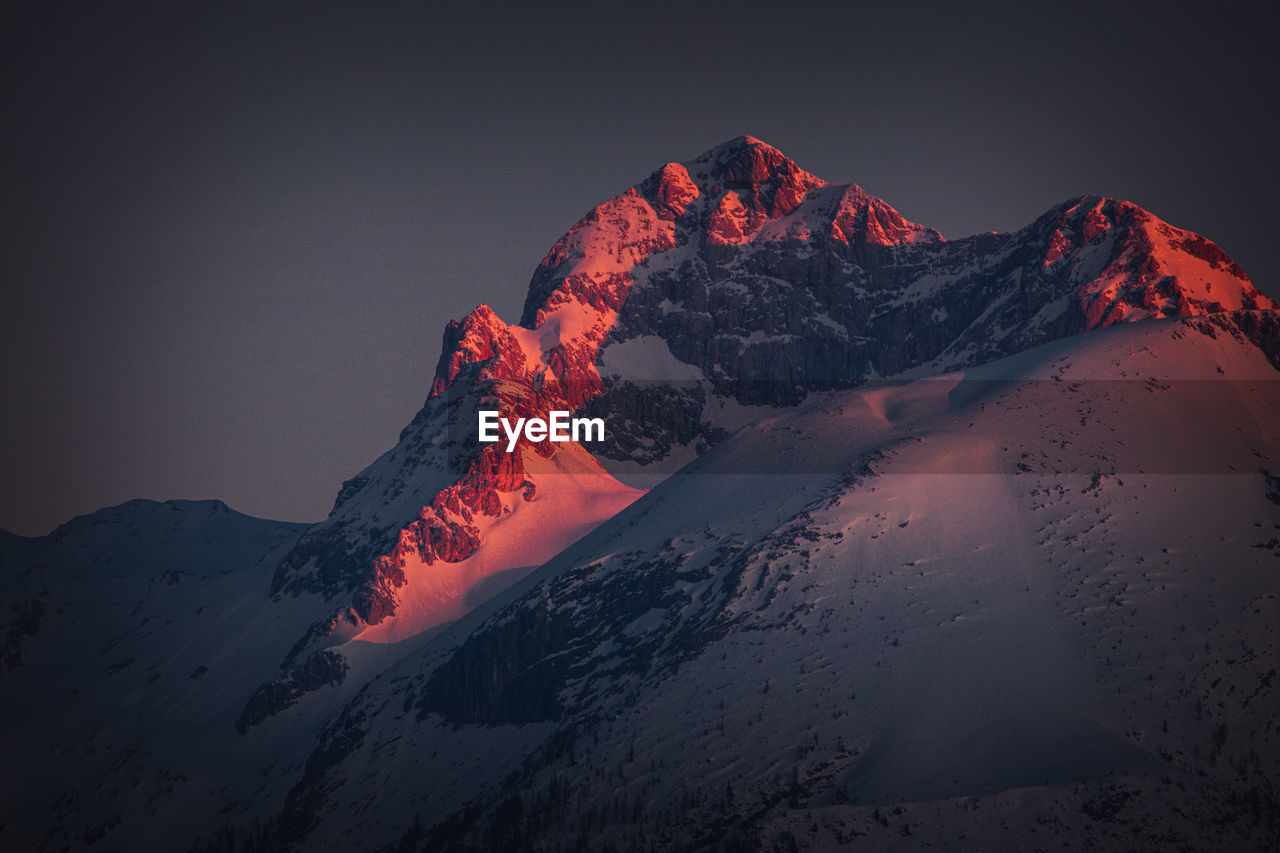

[269,136,1272,667]
[0,501,322,850]
[2,137,1277,852]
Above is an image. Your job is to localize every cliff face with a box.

[268,136,1272,658]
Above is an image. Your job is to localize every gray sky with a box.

[2,1,1275,536]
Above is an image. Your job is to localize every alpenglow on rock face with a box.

[268,135,1272,658]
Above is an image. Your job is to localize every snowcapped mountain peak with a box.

[687,134,816,188]
[271,138,1273,674]
[430,302,536,397]
[683,135,827,239]
[518,137,934,330]
[1028,194,1270,328]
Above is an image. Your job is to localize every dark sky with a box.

[2,1,1274,536]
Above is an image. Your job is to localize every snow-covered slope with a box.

[248,312,1280,851]
[0,501,327,852]
[352,442,641,644]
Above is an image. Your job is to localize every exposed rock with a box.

[235,649,349,734]
[2,596,46,671]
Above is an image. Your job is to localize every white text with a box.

[478,411,605,452]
